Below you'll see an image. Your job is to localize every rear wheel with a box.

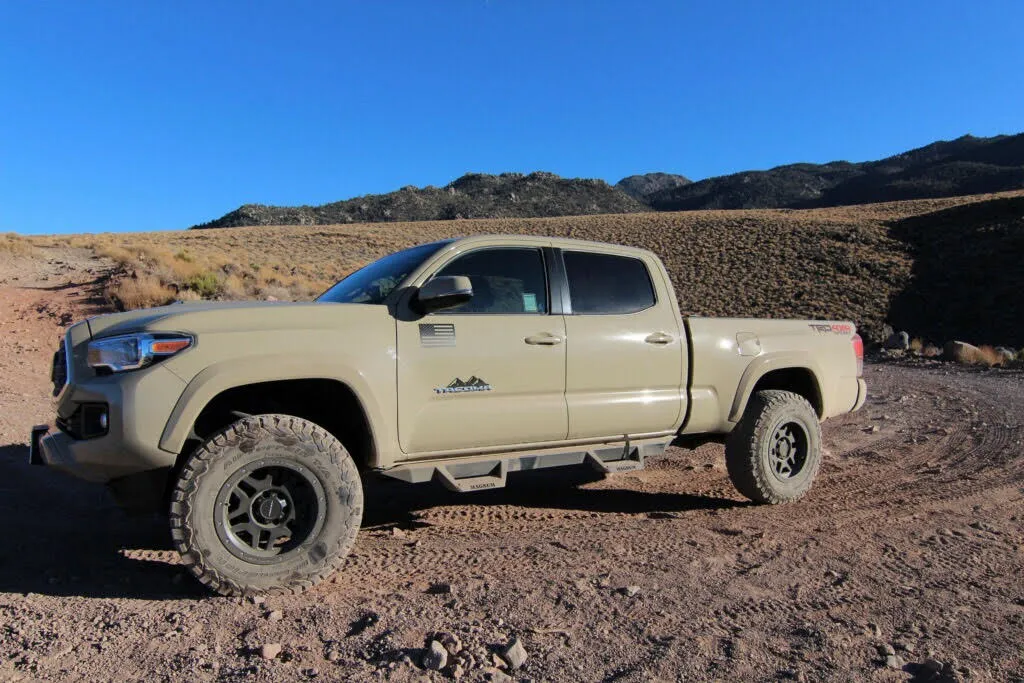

[170,414,362,595]
[725,390,822,504]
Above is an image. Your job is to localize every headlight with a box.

[87,333,193,373]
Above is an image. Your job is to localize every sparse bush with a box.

[974,345,1004,367]
[184,272,221,298]
[109,275,176,310]
[174,250,194,263]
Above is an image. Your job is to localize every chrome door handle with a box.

[525,333,564,345]
[644,332,674,345]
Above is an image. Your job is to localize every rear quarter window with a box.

[563,251,656,315]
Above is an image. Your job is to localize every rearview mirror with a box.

[415,275,473,313]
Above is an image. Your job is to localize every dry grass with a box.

[973,345,1008,367]
[0,233,38,256]
[35,189,1024,344]
[107,274,177,310]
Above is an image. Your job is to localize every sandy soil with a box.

[0,248,1021,682]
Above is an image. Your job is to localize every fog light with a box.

[58,403,109,440]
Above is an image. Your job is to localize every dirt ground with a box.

[0,247,1021,682]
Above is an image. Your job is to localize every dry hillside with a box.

[27,188,1024,346]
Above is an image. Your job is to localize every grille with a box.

[51,340,68,397]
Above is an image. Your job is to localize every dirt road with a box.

[0,248,1021,682]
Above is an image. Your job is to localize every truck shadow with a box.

[0,444,203,601]
[361,466,745,529]
[1,443,740,600]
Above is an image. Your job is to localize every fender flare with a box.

[158,354,387,462]
[727,352,825,423]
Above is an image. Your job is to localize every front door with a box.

[397,244,568,455]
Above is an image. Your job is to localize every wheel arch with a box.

[160,361,385,470]
[728,354,824,423]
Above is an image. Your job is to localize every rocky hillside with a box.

[615,172,691,201]
[647,133,1024,210]
[193,172,646,229]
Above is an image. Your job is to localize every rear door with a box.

[396,244,568,455]
[561,249,685,439]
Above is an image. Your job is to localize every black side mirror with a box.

[415,276,473,313]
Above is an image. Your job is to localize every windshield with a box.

[316,240,453,304]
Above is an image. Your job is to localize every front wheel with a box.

[169,414,363,595]
[725,390,822,504]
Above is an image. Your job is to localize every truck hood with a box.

[86,300,351,339]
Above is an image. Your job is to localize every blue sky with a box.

[2,1,1022,234]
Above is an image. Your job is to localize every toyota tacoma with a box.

[31,235,866,595]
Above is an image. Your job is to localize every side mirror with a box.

[415,275,473,313]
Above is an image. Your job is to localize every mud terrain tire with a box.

[725,390,822,504]
[170,414,363,596]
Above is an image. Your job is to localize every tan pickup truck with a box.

[32,235,866,595]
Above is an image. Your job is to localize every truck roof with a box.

[448,234,655,258]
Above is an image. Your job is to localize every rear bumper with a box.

[852,378,867,412]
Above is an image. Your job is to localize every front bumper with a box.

[33,363,186,484]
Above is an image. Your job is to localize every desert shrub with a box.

[975,345,1004,367]
[184,272,221,298]
[109,274,176,310]
[174,250,194,263]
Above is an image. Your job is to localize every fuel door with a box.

[736,332,761,357]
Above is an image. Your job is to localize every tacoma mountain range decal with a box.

[434,376,493,394]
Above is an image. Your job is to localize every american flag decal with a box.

[419,323,456,347]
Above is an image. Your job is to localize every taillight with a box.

[852,333,864,377]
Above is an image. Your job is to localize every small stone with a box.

[435,631,462,655]
[260,643,282,660]
[622,585,641,598]
[483,669,513,683]
[884,654,904,669]
[391,527,407,538]
[422,640,447,670]
[325,651,341,663]
[870,425,880,433]
[501,637,528,670]
[921,658,944,675]
[428,582,453,594]
[266,610,283,622]
[877,643,896,657]
[451,663,465,679]
[250,595,266,606]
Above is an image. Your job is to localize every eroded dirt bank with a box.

[0,249,1021,682]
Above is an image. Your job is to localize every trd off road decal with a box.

[809,323,853,335]
[435,376,492,395]
[419,323,456,347]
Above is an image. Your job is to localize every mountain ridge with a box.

[192,133,1024,229]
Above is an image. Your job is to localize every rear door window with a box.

[563,251,656,315]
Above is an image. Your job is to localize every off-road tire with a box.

[725,390,822,504]
[169,414,363,596]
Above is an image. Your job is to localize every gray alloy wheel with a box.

[170,414,363,595]
[725,390,822,504]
